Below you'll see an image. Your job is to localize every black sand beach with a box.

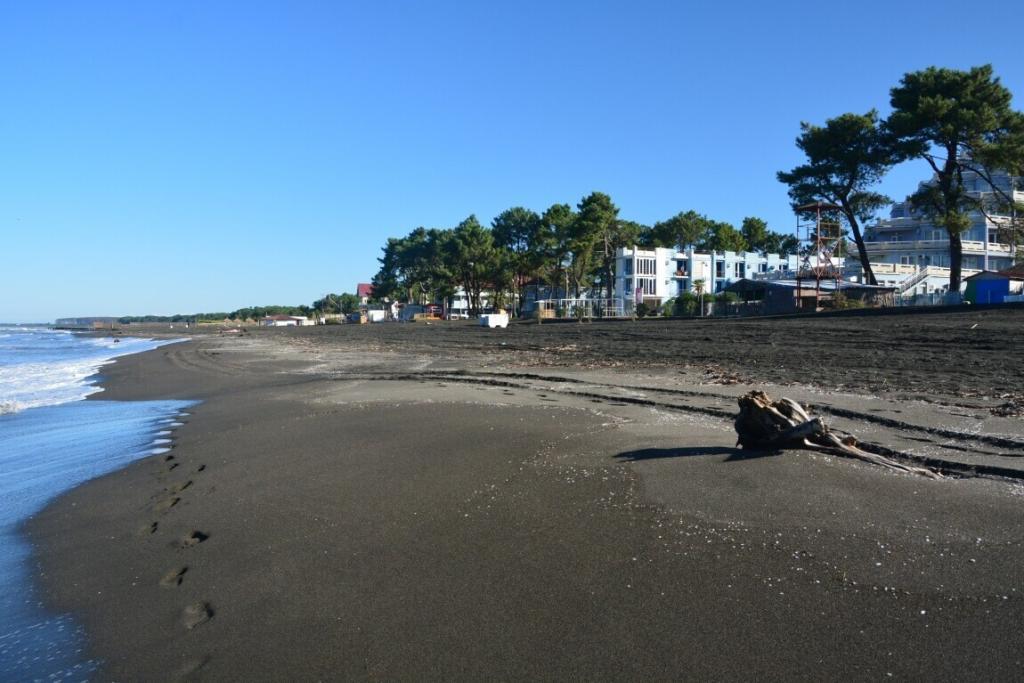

[25,310,1024,680]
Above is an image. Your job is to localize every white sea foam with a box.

[0,327,199,681]
[0,330,187,413]
[0,357,119,412]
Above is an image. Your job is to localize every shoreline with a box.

[25,320,1024,678]
[0,331,197,682]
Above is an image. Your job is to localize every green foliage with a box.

[647,212,794,257]
[761,232,801,256]
[831,291,865,309]
[541,203,577,295]
[311,293,360,314]
[886,65,1024,291]
[700,221,748,252]
[571,192,620,299]
[650,211,710,249]
[492,207,547,313]
[673,291,698,316]
[740,217,769,251]
[120,302,317,324]
[777,110,896,285]
[491,207,542,256]
[715,291,739,304]
[371,227,460,306]
[450,215,500,314]
[635,301,653,318]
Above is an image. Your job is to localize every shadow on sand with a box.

[614,446,779,463]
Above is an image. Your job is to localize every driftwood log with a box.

[735,390,940,479]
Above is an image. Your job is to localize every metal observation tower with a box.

[795,202,845,310]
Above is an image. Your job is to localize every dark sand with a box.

[25,310,1024,680]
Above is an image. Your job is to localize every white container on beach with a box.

[480,313,509,328]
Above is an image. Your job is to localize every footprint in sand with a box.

[176,656,211,677]
[196,464,206,472]
[167,462,180,472]
[183,602,213,629]
[160,566,188,587]
[167,480,193,494]
[178,530,209,549]
[137,521,159,537]
[154,496,180,513]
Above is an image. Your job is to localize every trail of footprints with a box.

[141,411,216,634]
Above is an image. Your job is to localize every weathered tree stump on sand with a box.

[735,390,940,479]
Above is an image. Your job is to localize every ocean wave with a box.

[0,336,187,414]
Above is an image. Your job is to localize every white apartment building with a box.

[614,246,802,307]
[852,168,1020,297]
[447,288,492,315]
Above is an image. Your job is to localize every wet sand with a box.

[25,312,1024,679]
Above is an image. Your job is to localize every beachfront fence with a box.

[534,298,635,319]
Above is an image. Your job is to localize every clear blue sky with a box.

[2,1,1022,322]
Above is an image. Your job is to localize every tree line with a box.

[778,64,1024,292]
[371,194,798,313]
[117,294,363,324]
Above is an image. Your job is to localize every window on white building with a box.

[636,258,656,275]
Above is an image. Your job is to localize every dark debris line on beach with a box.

[323,368,1024,482]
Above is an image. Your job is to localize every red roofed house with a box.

[356,283,374,304]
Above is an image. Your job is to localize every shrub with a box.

[674,292,698,316]
[832,291,866,309]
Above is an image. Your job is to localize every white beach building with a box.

[447,288,492,317]
[613,246,802,308]
[849,168,1020,299]
[260,315,313,327]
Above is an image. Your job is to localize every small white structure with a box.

[479,312,509,328]
[447,288,491,317]
[260,315,313,327]
[367,310,387,323]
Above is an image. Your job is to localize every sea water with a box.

[0,326,192,681]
